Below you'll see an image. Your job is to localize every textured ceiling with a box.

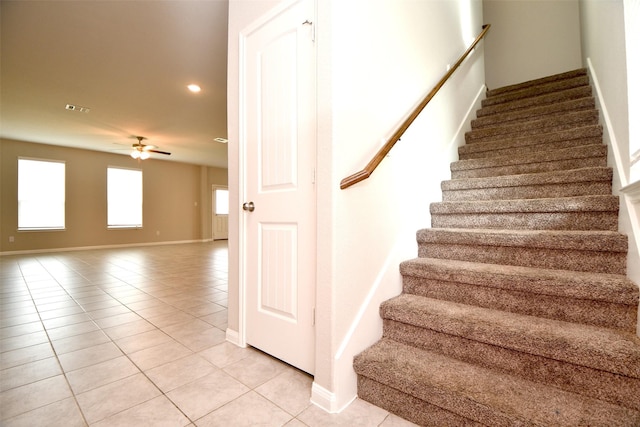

[1,0,229,168]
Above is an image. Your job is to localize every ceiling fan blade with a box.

[148,149,171,155]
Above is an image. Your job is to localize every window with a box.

[107,167,142,228]
[215,188,229,215]
[18,158,65,230]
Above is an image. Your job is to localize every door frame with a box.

[236,0,317,360]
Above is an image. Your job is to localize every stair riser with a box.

[357,377,481,427]
[471,99,595,130]
[459,137,603,161]
[402,276,638,331]
[482,75,590,107]
[478,86,593,118]
[451,156,607,179]
[442,182,612,201]
[485,69,588,98]
[431,212,618,231]
[465,114,599,145]
[417,243,626,274]
[382,320,640,411]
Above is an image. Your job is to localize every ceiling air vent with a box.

[65,104,90,113]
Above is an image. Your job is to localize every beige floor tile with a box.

[93,311,143,329]
[92,395,190,427]
[41,313,93,330]
[0,330,49,352]
[65,355,140,394]
[102,319,156,340]
[128,340,193,371]
[255,368,313,416]
[0,357,61,392]
[0,342,55,370]
[0,397,86,427]
[283,419,307,427]
[0,375,73,421]
[222,349,288,389]
[87,304,132,320]
[115,329,172,354]
[57,341,123,372]
[199,311,227,329]
[297,398,389,427]
[163,320,227,352]
[379,413,421,426]
[146,353,217,393]
[198,342,255,368]
[1,313,41,328]
[0,321,44,340]
[196,391,293,427]
[51,329,110,355]
[38,305,85,321]
[46,321,101,341]
[166,370,249,421]
[75,373,161,424]
[147,311,197,328]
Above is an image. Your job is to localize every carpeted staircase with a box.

[353,68,640,426]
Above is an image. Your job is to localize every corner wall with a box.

[483,0,582,90]
[0,138,227,253]
[579,0,640,335]
[315,0,486,411]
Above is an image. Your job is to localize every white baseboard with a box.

[0,239,213,256]
[310,382,355,414]
[225,328,244,347]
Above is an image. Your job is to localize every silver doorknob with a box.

[242,201,255,212]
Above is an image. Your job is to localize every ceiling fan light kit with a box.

[130,136,171,160]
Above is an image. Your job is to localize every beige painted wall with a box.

[483,0,582,90]
[0,138,227,253]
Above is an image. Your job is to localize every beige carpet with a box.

[353,68,640,426]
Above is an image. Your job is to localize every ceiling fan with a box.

[130,136,171,160]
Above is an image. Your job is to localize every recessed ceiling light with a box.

[187,84,201,93]
[214,137,228,144]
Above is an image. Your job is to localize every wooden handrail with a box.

[340,24,491,190]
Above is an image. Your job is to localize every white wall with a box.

[314,0,486,411]
[483,0,582,90]
[579,0,640,335]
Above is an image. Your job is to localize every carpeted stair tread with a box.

[451,143,607,179]
[482,74,590,108]
[465,110,599,144]
[430,195,619,231]
[417,228,627,274]
[380,294,640,379]
[400,257,639,307]
[442,167,613,201]
[417,227,628,253]
[485,68,587,98]
[354,339,640,426]
[400,257,638,331]
[458,124,602,160]
[477,85,593,118]
[471,97,595,130]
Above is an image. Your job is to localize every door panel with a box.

[241,0,316,374]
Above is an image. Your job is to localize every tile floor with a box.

[1,241,417,426]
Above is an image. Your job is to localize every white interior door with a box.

[240,0,316,374]
[212,186,229,240]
